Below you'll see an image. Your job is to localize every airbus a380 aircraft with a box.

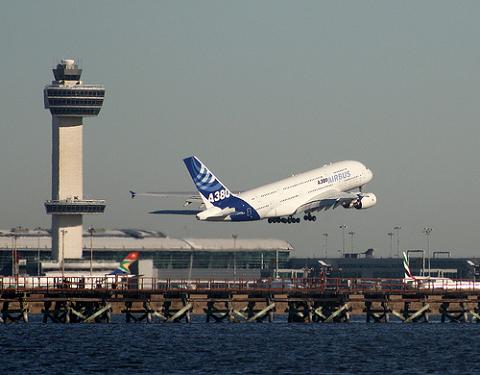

[134,156,376,223]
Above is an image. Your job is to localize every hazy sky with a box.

[1,1,480,257]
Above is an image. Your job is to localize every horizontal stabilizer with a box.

[149,209,201,215]
[144,191,198,196]
[130,191,199,198]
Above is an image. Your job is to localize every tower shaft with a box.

[50,117,83,259]
[52,116,83,200]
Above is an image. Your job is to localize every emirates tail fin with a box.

[403,252,415,281]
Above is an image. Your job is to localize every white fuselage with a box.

[236,160,372,219]
[407,277,480,291]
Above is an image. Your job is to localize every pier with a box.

[2,276,480,324]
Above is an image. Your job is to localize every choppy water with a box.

[1,316,480,374]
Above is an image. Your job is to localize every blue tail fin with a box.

[183,156,233,208]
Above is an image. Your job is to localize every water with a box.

[2,316,480,374]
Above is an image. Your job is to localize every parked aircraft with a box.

[403,252,480,290]
[0,252,141,289]
[132,156,376,223]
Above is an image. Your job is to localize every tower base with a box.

[51,215,83,260]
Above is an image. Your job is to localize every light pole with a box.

[322,233,328,258]
[275,249,279,279]
[393,226,402,257]
[35,227,42,276]
[339,225,348,256]
[232,234,238,278]
[11,233,18,277]
[60,229,67,278]
[88,226,95,276]
[348,231,355,252]
[9,234,13,274]
[188,251,193,283]
[387,232,394,258]
[423,227,432,277]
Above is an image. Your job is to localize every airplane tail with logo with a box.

[183,156,234,209]
[109,251,140,275]
[403,251,415,281]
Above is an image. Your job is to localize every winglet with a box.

[129,190,136,199]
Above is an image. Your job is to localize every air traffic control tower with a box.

[43,59,106,261]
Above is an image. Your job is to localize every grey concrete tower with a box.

[44,59,106,261]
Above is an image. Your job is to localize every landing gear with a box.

[303,213,317,222]
[268,216,300,224]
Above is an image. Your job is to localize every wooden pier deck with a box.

[2,276,480,323]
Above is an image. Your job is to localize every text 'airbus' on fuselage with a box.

[142,156,376,223]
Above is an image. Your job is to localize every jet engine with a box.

[343,193,377,210]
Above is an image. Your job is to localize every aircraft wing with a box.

[130,189,242,207]
[149,209,202,215]
[129,190,203,206]
[295,190,360,214]
[130,190,200,198]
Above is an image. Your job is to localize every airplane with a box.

[403,252,480,290]
[133,155,376,223]
[2,252,141,289]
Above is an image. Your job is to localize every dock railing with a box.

[1,276,480,294]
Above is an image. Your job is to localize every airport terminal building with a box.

[291,254,477,280]
[0,228,293,279]
[0,227,477,280]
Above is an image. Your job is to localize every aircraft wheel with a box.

[287,217,292,224]
[281,218,287,224]
[312,216,317,221]
[303,215,308,221]
[268,218,272,223]
[296,218,301,223]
